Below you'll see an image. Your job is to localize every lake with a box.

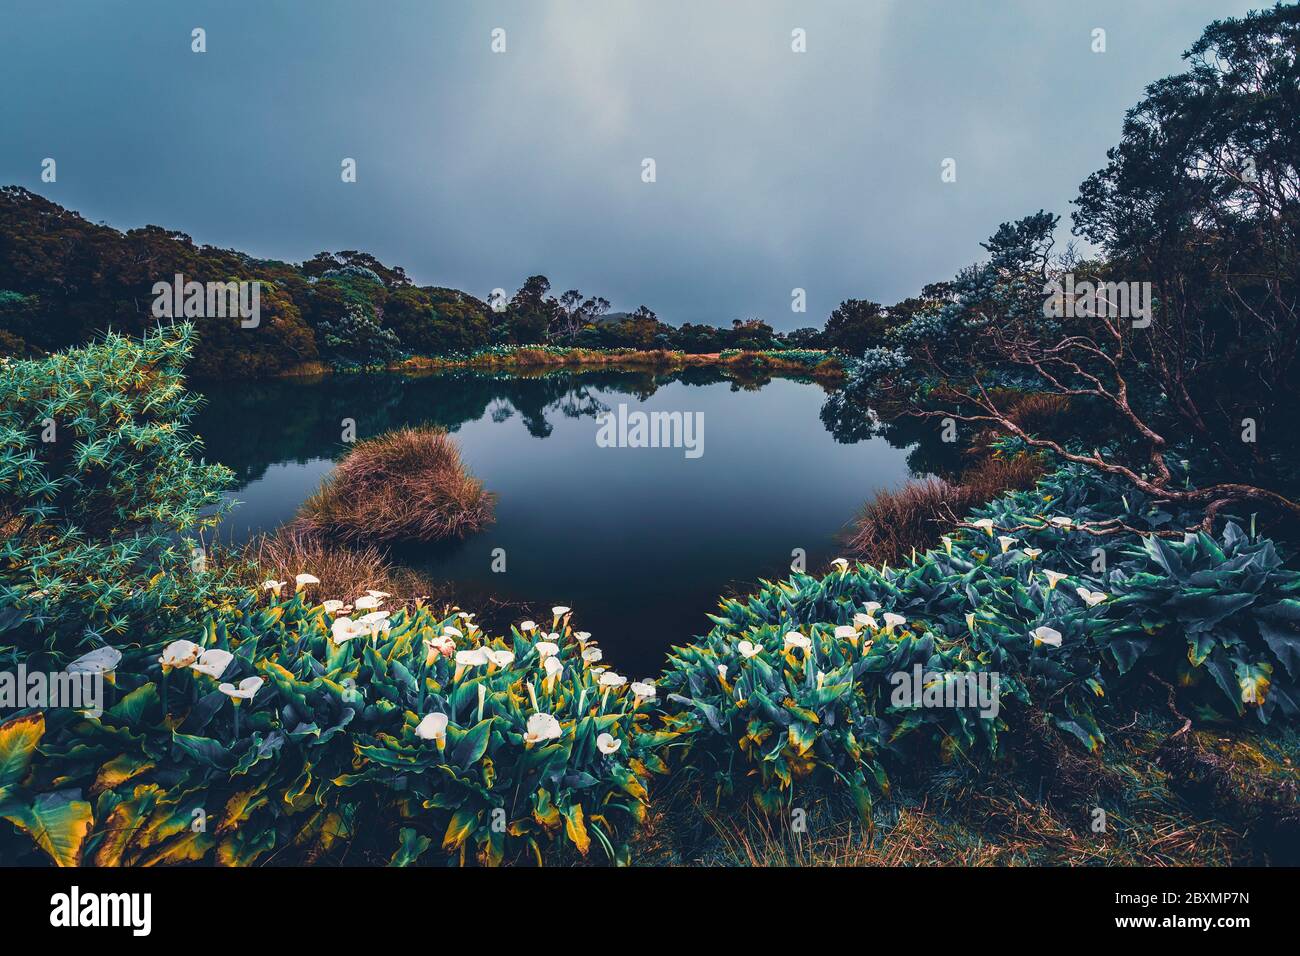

[192,367,921,678]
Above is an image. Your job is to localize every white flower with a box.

[261,579,287,596]
[965,612,976,631]
[535,641,560,660]
[852,612,876,629]
[416,712,449,742]
[524,712,563,744]
[599,671,627,688]
[485,648,515,668]
[1031,626,1063,648]
[596,732,622,755]
[864,601,882,615]
[331,617,367,644]
[455,648,489,668]
[190,648,234,679]
[442,625,464,639]
[1240,675,1266,705]
[997,535,1017,554]
[354,595,383,610]
[1048,516,1074,529]
[631,680,656,702]
[543,656,564,681]
[1042,570,1068,590]
[830,557,849,572]
[519,620,538,633]
[456,611,474,621]
[159,640,201,670]
[834,624,858,640]
[367,590,392,599]
[218,676,264,700]
[1023,548,1042,560]
[295,573,320,589]
[783,631,811,653]
[972,518,995,536]
[1075,587,1108,607]
[424,634,455,663]
[358,611,390,625]
[717,664,728,681]
[574,630,592,643]
[321,600,346,614]
[941,536,953,556]
[882,612,907,631]
[738,640,762,659]
[552,605,571,618]
[68,647,122,676]
[582,646,603,663]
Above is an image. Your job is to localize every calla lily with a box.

[535,641,559,659]
[864,601,882,615]
[783,631,811,652]
[416,712,449,742]
[965,612,976,632]
[1075,587,1108,607]
[738,640,762,659]
[552,605,571,618]
[717,664,728,681]
[852,612,876,629]
[367,590,391,598]
[455,648,489,668]
[834,624,858,640]
[599,671,627,688]
[1042,570,1068,590]
[1048,516,1074,529]
[331,617,367,644]
[882,612,906,631]
[582,646,603,663]
[972,518,995,536]
[941,536,953,556]
[159,640,201,670]
[424,634,456,663]
[485,648,515,668]
[354,595,383,610]
[831,557,849,573]
[69,646,122,676]
[219,676,264,700]
[456,611,474,621]
[574,630,592,643]
[631,680,656,702]
[1031,626,1063,647]
[596,733,622,755]
[442,625,464,639]
[1023,548,1042,560]
[261,579,287,597]
[998,535,1017,554]
[321,600,346,614]
[191,648,234,679]
[295,573,320,590]
[358,610,390,625]
[543,655,564,689]
[519,620,538,633]
[524,712,563,744]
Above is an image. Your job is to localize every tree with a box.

[822,299,888,355]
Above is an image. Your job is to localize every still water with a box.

[192,367,919,677]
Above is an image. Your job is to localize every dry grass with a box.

[297,426,495,544]
[846,453,1045,565]
[245,526,441,607]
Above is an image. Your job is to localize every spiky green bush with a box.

[0,326,235,658]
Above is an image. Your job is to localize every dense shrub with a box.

[298,427,495,544]
[0,327,235,657]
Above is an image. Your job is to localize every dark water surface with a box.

[193,368,917,678]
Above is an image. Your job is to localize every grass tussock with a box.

[846,453,1046,565]
[246,527,441,607]
[298,426,495,544]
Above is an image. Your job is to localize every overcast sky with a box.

[0,0,1262,327]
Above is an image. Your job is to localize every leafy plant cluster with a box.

[0,596,674,867]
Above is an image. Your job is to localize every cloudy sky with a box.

[0,0,1261,327]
